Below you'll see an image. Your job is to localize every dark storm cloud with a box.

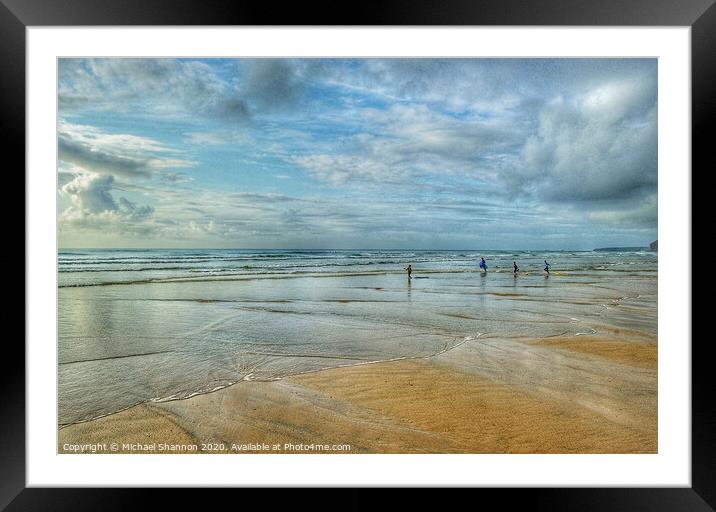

[242,60,307,110]
[512,78,657,203]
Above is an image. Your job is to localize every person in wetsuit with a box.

[479,257,488,272]
[405,264,412,280]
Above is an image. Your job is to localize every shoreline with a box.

[59,331,657,454]
[59,333,479,431]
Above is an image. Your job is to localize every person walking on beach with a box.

[479,257,488,272]
[544,260,551,275]
[513,261,519,274]
[405,264,412,280]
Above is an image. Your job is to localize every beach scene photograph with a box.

[57,58,658,454]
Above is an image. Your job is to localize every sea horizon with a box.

[59,246,655,252]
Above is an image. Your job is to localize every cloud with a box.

[159,172,193,184]
[61,173,118,213]
[586,193,658,227]
[117,197,155,220]
[59,58,311,122]
[290,103,520,190]
[59,173,155,233]
[314,59,657,117]
[242,60,307,110]
[60,59,251,121]
[184,130,254,146]
[509,78,657,204]
[58,58,658,248]
[58,122,193,178]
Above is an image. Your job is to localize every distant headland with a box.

[593,240,657,252]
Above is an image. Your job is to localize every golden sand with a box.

[59,403,200,454]
[529,336,657,369]
[59,334,657,454]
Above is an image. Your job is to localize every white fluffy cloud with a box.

[59,173,155,233]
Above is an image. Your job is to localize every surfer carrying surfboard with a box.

[544,260,551,274]
[479,257,488,272]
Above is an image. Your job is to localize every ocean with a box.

[58,249,657,426]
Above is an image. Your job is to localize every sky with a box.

[57,58,658,250]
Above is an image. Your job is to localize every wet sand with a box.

[59,330,657,454]
[529,336,657,369]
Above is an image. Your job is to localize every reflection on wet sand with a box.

[59,257,656,452]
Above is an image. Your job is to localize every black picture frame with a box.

[3,0,707,508]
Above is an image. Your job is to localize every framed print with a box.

[4,0,707,507]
